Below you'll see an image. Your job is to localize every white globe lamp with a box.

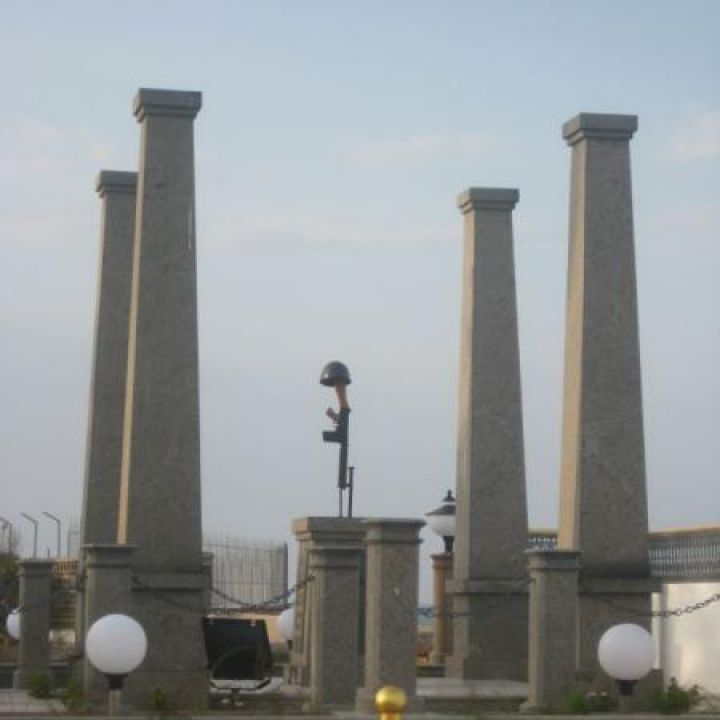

[425,490,456,554]
[598,623,654,696]
[5,608,20,640]
[277,606,295,647]
[86,614,147,715]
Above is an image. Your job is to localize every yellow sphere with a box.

[375,685,407,715]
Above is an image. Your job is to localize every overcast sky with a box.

[1,0,718,601]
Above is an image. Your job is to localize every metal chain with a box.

[588,590,720,619]
[207,574,314,614]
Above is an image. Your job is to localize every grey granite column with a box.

[289,517,365,687]
[356,519,424,712]
[81,544,135,706]
[309,546,360,707]
[523,550,580,711]
[76,170,137,655]
[13,560,53,688]
[448,188,529,681]
[430,552,453,665]
[117,88,207,709]
[557,113,656,671]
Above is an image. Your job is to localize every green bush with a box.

[59,679,86,713]
[565,690,590,714]
[26,672,53,699]
[651,679,699,714]
[151,686,171,713]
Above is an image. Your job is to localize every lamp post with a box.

[42,512,61,558]
[5,608,20,640]
[425,491,456,665]
[20,513,38,559]
[598,623,654,711]
[320,361,354,518]
[0,517,12,554]
[277,606,294,649]
[85,613,147,716]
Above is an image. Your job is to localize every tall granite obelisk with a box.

[117,88,207,706]
[76,171,137,694]
[79,171,137,550]
[448,188,528,681]
[557,113,655,671]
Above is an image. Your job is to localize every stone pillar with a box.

[13,560,53,688]
[309,547,360,707]
[430,552,453,665]
[357,519,424,712]
[448,188,529,681]
[76,170,137,655]
[289,517,365,686]
[118,88,207,709]
[557,113,656,671]
[524,550,580,711]
[82,544,135,706]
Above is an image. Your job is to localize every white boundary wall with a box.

[653,582,720,692]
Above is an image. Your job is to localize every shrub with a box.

[651,679,698,714]
[59,679,86,713]
[27,672,53,699]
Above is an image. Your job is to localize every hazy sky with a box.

[1,0,718,601]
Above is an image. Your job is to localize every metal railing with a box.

[528,526,720,581]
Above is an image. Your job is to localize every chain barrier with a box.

[207,574,314,614]
[589,590,720,619]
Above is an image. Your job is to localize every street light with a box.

[598,623,654,706]
[320,361,355,517]
[0,517,12,554]
[42,512,61,558]
[86,613,147,716]
[425,490,456,666]
[277,606,294,649]
[20,513,38,558]
[5,608,20,640]
[425,490,456,554]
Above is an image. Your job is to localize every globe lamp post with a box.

[425,491,456,665]
[277,606,295,649]
[5,608,20,641]
[86,613,147,716]
[598,623,654,709]
[320,361,354,517]
[425,490,456,554]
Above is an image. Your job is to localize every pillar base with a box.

[447,580,528,681]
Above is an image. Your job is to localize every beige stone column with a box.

[289,517,365,687]
[118,88,207,709]
[13,560,53,688]
[448,188,528,681]
[356,519,424,712]
[309,546,361,707]
[523,549,580,711]
[558,113,656,671]
[77,170,136,655]
[430,552,453,665]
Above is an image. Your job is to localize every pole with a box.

[348,466,355,518]
[42,512,61,558]
[20,513,38,558]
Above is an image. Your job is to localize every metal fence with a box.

[528,526,720,581]
[204,534,288,609]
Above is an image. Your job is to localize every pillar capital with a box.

[133,88,202,122]
[95,170,137,197]
[457,187,519,214]
[17,559,54,576]
[362,518,424,545]
[526,548,581,573]
[563,112,638,146]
